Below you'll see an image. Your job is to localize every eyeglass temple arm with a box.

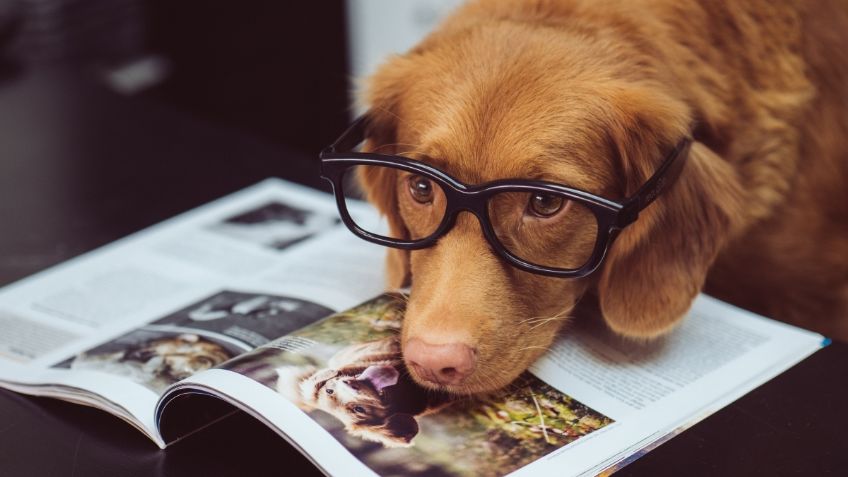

[618,137,693,226]
[323,114,369,155]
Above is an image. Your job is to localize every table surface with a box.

[1,67,846,477]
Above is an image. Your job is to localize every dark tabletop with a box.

[0,67,846,477]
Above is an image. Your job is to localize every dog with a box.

[276,337,453,447]
[354,0,848,394]
[70,333,233,393]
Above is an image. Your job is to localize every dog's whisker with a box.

[519,307,573,332]
[518,308,570,326]
[527,316,565,331]
[517,314,550,326]
[518,345,552,354]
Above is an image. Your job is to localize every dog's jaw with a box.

[400,284,575,395]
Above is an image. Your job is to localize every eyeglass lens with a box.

[341,165,447,240]
[487,191,599,270]
[340,164,599,271]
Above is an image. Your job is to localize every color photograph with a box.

[222,294,613,477]
[54,326,245,393]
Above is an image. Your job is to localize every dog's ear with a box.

[381,413,419,446]
[356,163,411,289]
[596,86,745,338]
[356,57,420,289]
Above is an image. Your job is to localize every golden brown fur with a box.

[357,0,848,394]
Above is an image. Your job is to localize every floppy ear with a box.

[356,161,411,289]
[356,57,420,289]
[597,87,745,338]
[381,413,419,446]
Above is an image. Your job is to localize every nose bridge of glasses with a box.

[443,187,490,229]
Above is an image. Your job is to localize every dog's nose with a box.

[404,338,476,386]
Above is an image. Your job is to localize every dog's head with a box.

[356,8,745,394]
[279,364,419,447]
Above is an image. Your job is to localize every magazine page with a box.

[526,295,825,476]
[0,178,387,447]
[158,293,824,477]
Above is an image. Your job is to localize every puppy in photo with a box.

[276,337,453,447]
[329,0,848,394]
[70,333,233,392]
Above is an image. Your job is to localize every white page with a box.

[163,370,380,477]
[517,295,823,477]
[0,178,388,444]
[165,293,823,476]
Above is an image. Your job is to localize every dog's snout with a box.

[404,338,476,386]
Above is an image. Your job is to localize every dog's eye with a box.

[325,388,334,395]
[407,175,434,204]
[353,405,366,414]
[528,193,564,217]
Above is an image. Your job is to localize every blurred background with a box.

[0,0,468,283]
[0,0,462,159]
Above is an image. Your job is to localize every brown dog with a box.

[355,0,848,394]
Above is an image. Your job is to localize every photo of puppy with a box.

[276,337,453,448]
[347,0,848,394]
[222,294,613,477]
[56,328,241,393]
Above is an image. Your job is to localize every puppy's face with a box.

[127,334,231,381]
[299,365,418,447]
[360,20,742,394]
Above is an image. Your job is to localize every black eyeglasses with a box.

[319,115,691,278]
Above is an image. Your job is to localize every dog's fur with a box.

[357,0,848,394]
[276,338,453,447]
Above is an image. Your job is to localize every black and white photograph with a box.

[154,290,335,348]
[208,201,340,251]
[52,290,335,393]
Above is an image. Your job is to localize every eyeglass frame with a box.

[319,114,692,278]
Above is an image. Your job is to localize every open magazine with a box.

[0,179,826,476]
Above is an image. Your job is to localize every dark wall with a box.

[144,0,352,156]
